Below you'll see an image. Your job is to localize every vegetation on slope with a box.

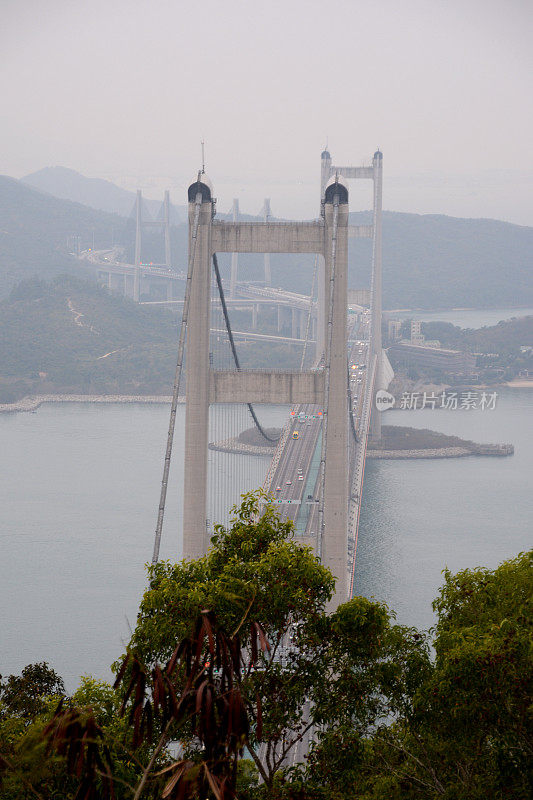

[0,276,177,401]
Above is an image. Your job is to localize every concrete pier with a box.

[182,179,213,559]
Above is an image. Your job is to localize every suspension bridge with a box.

[151,148,393,611]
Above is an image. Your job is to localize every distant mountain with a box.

[0,175,132,297]
[347,210,533,310]
[22,166,185,223]
[2,174,531,309]
[247,210,532,309]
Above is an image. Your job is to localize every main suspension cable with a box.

[212,252,280,443]
[152,175,203,565]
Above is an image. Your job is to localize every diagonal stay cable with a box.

[152,174,203,565]
[212,252,280,443]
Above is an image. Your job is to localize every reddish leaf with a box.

[112,653,130,690]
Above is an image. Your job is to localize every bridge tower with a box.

[369,150,383,440]
[316,149,332,359]
[261,198,272,286]
[229,198,239,298]
[321,148,385,440]
[133,189,173,302]
[182,172,350,607]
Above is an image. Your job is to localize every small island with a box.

[368,425,513,459]
[210,424,513,459]
[209,426,282,457]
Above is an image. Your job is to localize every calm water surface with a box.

[355,388,532,631]
[1,306,532,689]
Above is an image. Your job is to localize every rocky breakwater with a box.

[0,394,178,413]
[209,426,280,457]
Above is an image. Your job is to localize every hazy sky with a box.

[2,0,532,223]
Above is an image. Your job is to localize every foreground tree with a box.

[128,492,430,794]
[1,611,263,799]
[304,550,533,800]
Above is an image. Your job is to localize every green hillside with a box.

[0,276,177,402]
[210,211,533,309]
[348,210,533,310]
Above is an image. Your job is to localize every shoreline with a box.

[0,394,179,414]
[367,445,513,459]
[1,378,532,415]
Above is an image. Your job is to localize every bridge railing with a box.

[347,353,377,596]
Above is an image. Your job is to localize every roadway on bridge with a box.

[270,403,322,527]
[265,312,372,553]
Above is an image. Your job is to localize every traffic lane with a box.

[276,419,320,521]
[272,406,322,522]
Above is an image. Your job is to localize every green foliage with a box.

[128,492,431,793]
[349,551,533,800]
[0,275,306,401]
[0,662,64,721]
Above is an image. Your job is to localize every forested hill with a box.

[1,174,531,309]
[0,276,177,402]
[0,176,130,296]
[347,210,533,310]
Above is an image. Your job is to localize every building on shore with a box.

[388,342,477,376]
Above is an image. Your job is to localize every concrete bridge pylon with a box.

[182,172,351,608]
[133,188,174,302]
[321,148,385,441]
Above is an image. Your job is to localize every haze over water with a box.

[1,309,531,689]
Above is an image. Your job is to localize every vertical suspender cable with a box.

[317,191,339,560]
[152,176,203,565]
[300,253,318,372]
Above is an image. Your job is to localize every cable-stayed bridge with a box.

[151,149,392,611]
